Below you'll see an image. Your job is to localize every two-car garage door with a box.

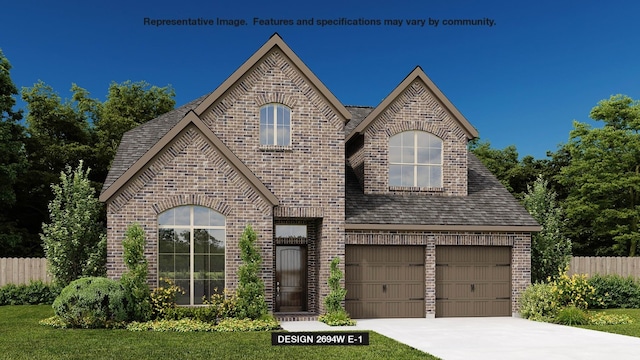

[345,245,511,318]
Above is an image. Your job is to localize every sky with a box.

[2,0,639,159]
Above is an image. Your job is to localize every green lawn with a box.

[578,309,640,338]
[0,306,438,360]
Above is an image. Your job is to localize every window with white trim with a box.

[389,131,442,187]
[158,206,225,305]
[260,104,291,146]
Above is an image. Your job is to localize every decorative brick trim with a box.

[254,92,298,108]
[273,206,324,218]
[152,195,232,216]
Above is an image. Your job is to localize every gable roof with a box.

[345,153,540,231]
[194,33,351,122]
[99,110,279,206]
[346,66,479,143]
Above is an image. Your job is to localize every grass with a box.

[577,309,640,338]
[0,305,439,360]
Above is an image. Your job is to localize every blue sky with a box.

[3,0,638,159]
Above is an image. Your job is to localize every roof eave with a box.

[345,224,541,232]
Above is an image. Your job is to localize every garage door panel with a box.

[436,246,511,317]
[345,246,425,318]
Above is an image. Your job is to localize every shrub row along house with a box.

[100,34,539,319]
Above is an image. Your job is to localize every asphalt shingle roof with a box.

[345,153,539,227]
[344,105,374,135]
[102,101,538,228]
[101,93,210,193]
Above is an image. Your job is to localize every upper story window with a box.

[260,104,291,146]
[389,131,442,188]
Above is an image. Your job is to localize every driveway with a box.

[280,317,640,360]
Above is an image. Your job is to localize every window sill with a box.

[259,145,293,152]
[389,186,445,193]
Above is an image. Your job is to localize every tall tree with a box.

[524,175,571,282]
[559,95,640,256]
[92,81,175,182]
[41,162,106,287]
[470,139,547,200]
[0,49,28,256]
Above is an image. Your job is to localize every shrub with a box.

[320,257,355,326]
[550,271,601,310]
[214,316,280,332]
[120,223,151,321]
[203,288,239,320]
[236,225,268,319]
[52,277,129,328]
[555,306,589,325]
[519,282,558,321]
[588,312,635,325]
[127,319,215,332]
[587,274,640,309]
[150,278,185,319]
[318,310,356,326]
[0,281,60,305]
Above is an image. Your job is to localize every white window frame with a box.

[260,103,291,146]
[158,206,225,306]
[389,131,443,188]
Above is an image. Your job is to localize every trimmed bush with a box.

[236,225,268,320]
[0,281,60,305]
[587,274,640,309]
[120,223,152,321]
[320,257,355,326]
[520,282,558,321]
[52,277,129,328]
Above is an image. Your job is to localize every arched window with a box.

[158,206,225,305]
[260,104,291,146]
[389,131,442,187]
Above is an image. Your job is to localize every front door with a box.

[276,245,307,312]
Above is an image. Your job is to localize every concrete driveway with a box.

[280,317,640,360]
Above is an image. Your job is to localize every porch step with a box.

[275,313,319,322]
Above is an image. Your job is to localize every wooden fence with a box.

[568,256,640,278]
[0,258,51,286]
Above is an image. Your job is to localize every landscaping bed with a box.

[0,305,438,360]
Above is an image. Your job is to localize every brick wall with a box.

[106,48,345,314]
[362,80,468,196]
[106,127,274,306]
[346,231,532,317]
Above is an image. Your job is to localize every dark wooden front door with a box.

[276,246,307,312]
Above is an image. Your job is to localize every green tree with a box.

[559,95,640,256]
[0,49,28,256]
[236,224,268,319]
[41,162,106,287]
[92,81,175,182]
[470,139,547,199]
[523,175,572,282]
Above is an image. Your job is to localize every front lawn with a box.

[0,306,439,360]
[577,309,640,338]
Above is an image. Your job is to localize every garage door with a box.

[345,245,425,318]
[436,246,511,317]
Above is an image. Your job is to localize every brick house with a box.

[99,34,539,319]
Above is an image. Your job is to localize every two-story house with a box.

[99,34,539,319]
